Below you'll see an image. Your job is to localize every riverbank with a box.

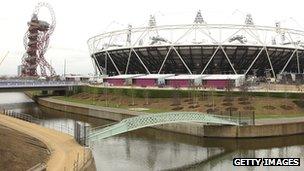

[0,114,95,170]
[54,85,304,118]
[0,124,49,171]
[33,95,304,138]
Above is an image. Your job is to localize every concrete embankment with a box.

[36,96,304,138]
[0,114,95,171]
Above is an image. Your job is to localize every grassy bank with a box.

[52,89,304,119]
[27,85,304,119]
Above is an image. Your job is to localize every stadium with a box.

[87,12,304,80]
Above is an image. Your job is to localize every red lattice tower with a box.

[21,2,56,77]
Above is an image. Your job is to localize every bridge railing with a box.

[0,80,82,88]
[87,112,248,141]
[89,122,117,132]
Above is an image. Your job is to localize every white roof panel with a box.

[105,74,144,79]
[202,74,245,80]
[165,74,204,80]
[134,74,175,79]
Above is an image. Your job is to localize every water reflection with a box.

[1,93,304,171]
[185,148,304,171]
[91,135,226,171]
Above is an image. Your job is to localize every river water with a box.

[0,92,304,171]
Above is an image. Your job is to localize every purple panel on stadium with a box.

[205,80,229,89]
[105,79,125,86]
[168,80,190,88]
[134,79,157,87]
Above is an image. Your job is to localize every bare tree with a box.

[172,88,181,106]
[90,87,98,105]
[192,86,199,107]
[103,86,109,107]
[113,88,123,107]
[143,88,150,105]
[239,81,249,101]
[200,84,208,101]
[225,79,233,101]
[129,86,136,106]
[188,84,194,104]
[211,89,215,111]
[266,79,271,109]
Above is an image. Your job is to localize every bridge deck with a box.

[88,112,240,142]
[0,80,82,92]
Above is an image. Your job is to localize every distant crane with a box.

[0,51,9,67]
[21,2,56,77]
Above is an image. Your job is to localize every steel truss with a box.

[21,2,56,77]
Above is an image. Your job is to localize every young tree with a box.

[103,86,109,107]
[172,87,181,106]
[143,88,150,105]
[266,79,271,110]
[239,81,249,101]
[211,88,215,111]
[192,86,199,107]
[225,79,233,102]
[188,84,194,104]
[113,88,123,107]
[129,85,136,106]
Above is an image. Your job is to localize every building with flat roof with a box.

[165,75,203,88]
[104,74,144,86]
[202,74,245,89]
[133,74,175,87]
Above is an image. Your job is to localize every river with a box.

[0,92,303,171]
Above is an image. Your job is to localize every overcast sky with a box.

[1,0,304,76]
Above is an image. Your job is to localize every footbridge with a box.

[0,80,82,92]
[88,112,240,142]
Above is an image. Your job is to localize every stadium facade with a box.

[87,12,304,79]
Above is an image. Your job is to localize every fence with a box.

[2,109,37,123]
[1,109,75,135]
[74,122,90,146]
[207,110,255,125]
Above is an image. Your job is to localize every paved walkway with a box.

[0,114,91,171]
[44,97,144,116]
[256,116,304,125]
